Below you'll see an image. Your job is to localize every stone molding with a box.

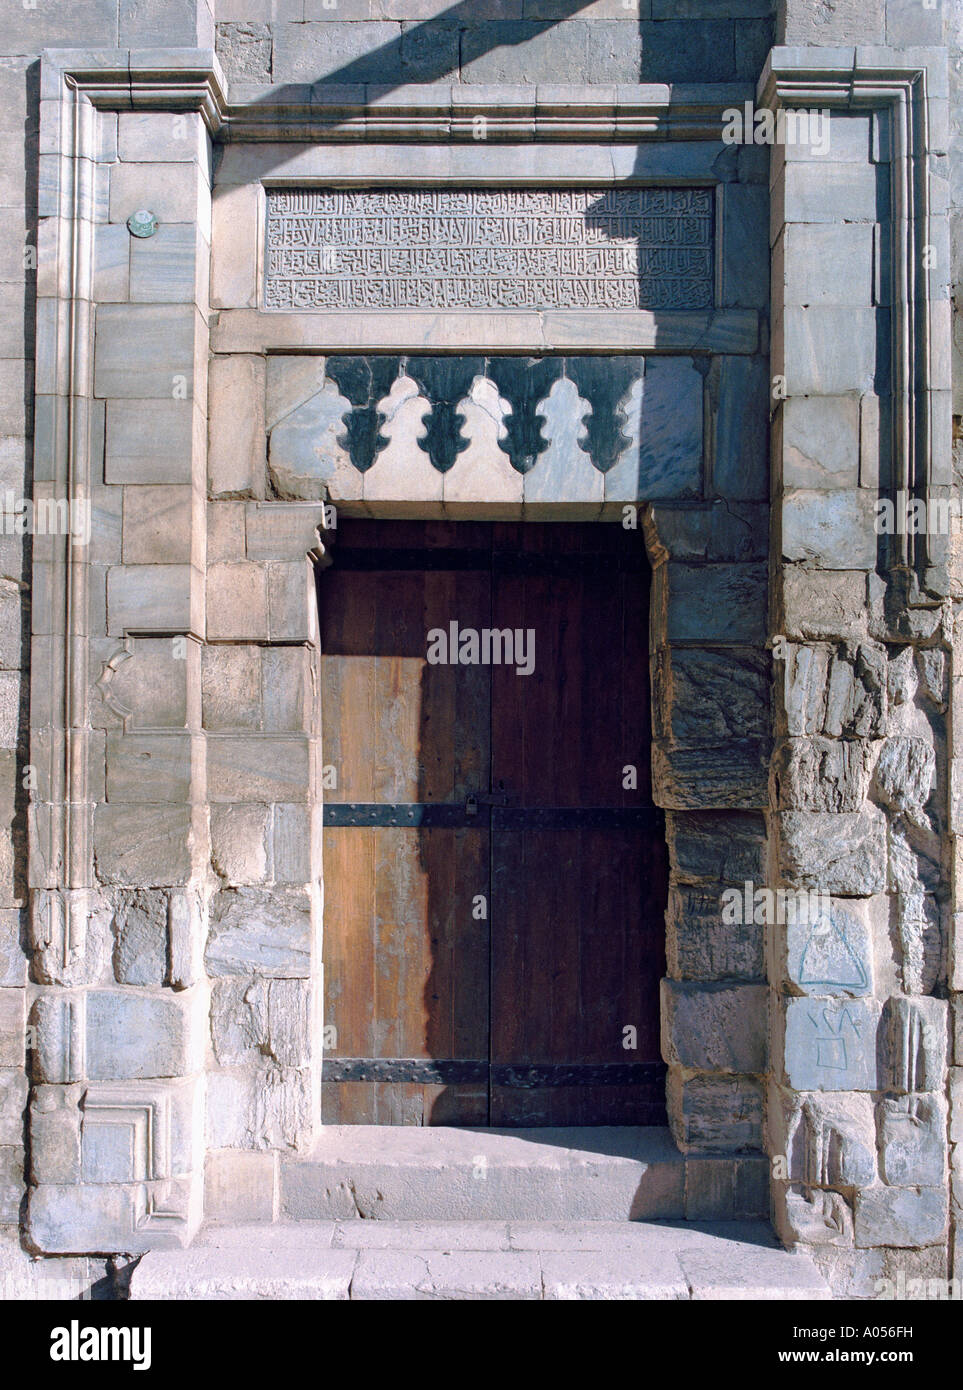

[760,45,951,596]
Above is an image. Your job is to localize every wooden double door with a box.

[319,520,667,1127]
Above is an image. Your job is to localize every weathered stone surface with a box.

[94,804,194,886]
[0,989,24,1069]
[0,908,25,988]
[210,804,270,885]
[84,990,203,1082]
[872,736,936,822]
[0,1069,27,1148]
[208,355,265,499]
[781,996,882,1092]
[772,736,875,812]
[880,996,947,1094]
[711,356,769,500]
[111,889,169,986]
[779,569,869,642]
[206,1067,313,1152]
[769,1086,876,1188]
[853,1185,948,1249]
[666,883,765,983]
[666,1072,764,1153]
[206,737,313,804]
[202,645,262,731]
[211,977,311,1069]
[779,641,886,739]
[0,1145,23,1222]
[655,563,767,644]
[777,806,887,894]
[206,887,313,978]
[666,811,767,885]
[779,894,876,998]
[782,489,878,569]
[653,741,770,811]
[662,981,767,1074]
[878,1095,946,1187]
[653,647,769,746]
[205,1149,276,1225]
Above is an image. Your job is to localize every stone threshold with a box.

[128,1220,830,1301]
[273,1125,768,1224]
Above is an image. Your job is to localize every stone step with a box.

[278,1125,766,1222]
[128,1220,831,1301]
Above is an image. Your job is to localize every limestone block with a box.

[206,562,269,641]
[85,989,205,1082]
[28,1174,201,1255]
[211,977,311,1068]
[779,569,869,642]
[654,563,767,644]
[109,160,204,231]
[81,1076,203,1184]
[779,640,886,739]
[30,1084,83,1185]
[266,358,328,433]
[105,732,195,804]
[781,996,882,1092]
[781,489,878,569]
[769,1086,876,1188]
[95,636,196,733]
[107,564,200,637]
[0,1069,27,1147]
[202,645,262,730]
[777,806,887,894]
[211,183,259,309]
[94,305,201,399]
[245,502,329,563]
[878,1095,946,1187]
[709,356,769,502]
[116,110,208,165]
[880,996,947,1094]
[854,1185,948,1249]
[211,803,271,885]
[780,0,884,42]
[777,894,877,999]
[130,223,207,306]
[771,736,876,812]
[93,222,129,302]
[110,889,170,987]
[93,803,195,885]
[661,981,767,1074]
[773,306,877,395]
[603,358,703,502]
[666,1071,763,1153]
[665,883,765,982]
[271,20,402,83]
[209,356,266,499]
[105,399,195,484]
[0,989,24,1069]
[263,647,313,733]
[0,908,25,988]
[267,377,361,502]
[652,741,769,811]
[206,886,313,978]
[273,804,315,884]
[652,647,769,746]
[207,736,313,804]
[775,1184,854,1247]
[777,222,875,308]
[267,561,317,643]
[873,737,936,821]
[0,1146,22,1222]
[206,1066,313,1152]
[207,501,246,565]
[779,396,860,491]
[665,810,767,884]
[205,1149,276,1224]
[642,502,767,564]
[720,185,769,310]
[122,484,199,569]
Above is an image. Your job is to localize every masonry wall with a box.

[0,0,960,1295]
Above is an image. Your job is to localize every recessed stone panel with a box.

[264,188,714,312]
